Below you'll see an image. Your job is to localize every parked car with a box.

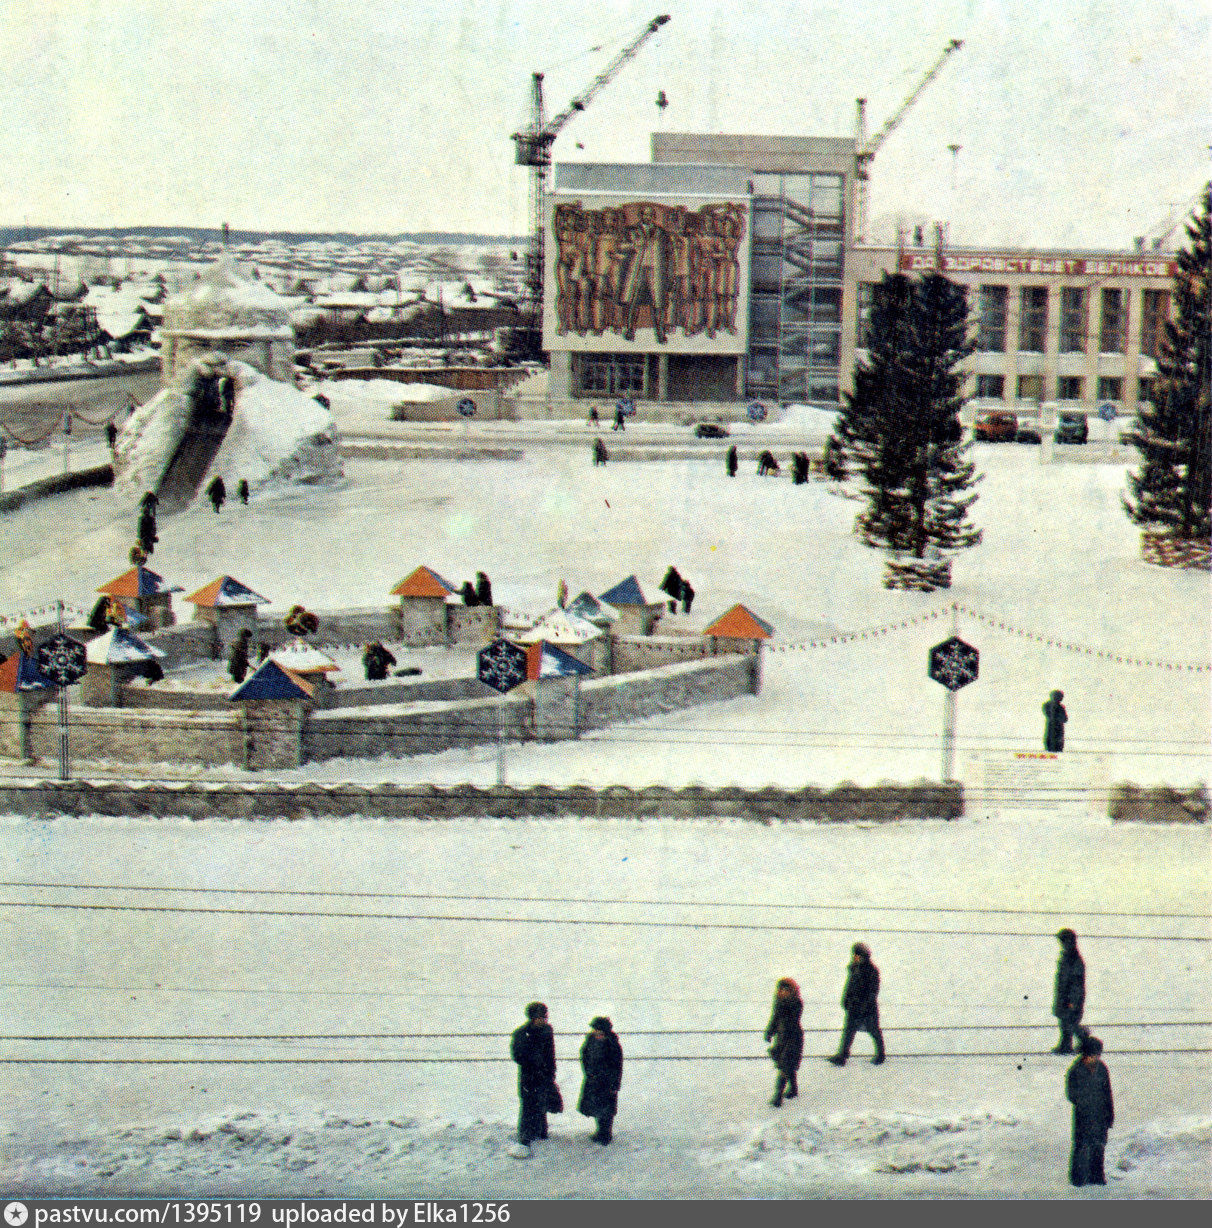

[1015,424,1042,444]
[693,421,729,439]
[1055,411,1089,444]
[973,411,1018,442]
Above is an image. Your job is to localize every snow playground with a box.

[0,418,1208,1197]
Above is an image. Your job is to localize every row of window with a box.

[857,284,1170,357]
[973,374,1154,403]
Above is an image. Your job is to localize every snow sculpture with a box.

[114,256,342,508]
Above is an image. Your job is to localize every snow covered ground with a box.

[0,427,1207,1197]
[0,814,1207,1197]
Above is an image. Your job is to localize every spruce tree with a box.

[1123,183,1211,543]
[830,271,981,588]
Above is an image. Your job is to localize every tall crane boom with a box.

[511,14,671,353]
[853,38,964,243]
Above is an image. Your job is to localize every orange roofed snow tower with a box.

[702,604,774,693]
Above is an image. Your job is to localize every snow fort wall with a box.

[579,653,756,731]
[611,634,713,673]
[304,693,531,762]
[27,705,243,767]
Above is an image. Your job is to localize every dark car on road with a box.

[1055,411,1089,444]
[693,422,730,439]
[973,411,1018,442]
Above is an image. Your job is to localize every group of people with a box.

[511,930,1113,1188]
[658,565,695,615]
[204,475,250,513]
[510,1003,623,1151]
[458,571,493,608]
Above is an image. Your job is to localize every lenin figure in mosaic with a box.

[553,201,746,343]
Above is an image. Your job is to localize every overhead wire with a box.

[0,898,1204,940]
[3,879,1207,920]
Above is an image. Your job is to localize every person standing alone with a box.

[829,943,885,1066]
[1052,928,1086,1054]
[1043,689,1067,752]
[764,977,803,1106]
[1066,1035,1113,1186]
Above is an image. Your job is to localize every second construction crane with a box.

[512,14,670,351]
[853,38,964,244]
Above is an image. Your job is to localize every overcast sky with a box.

[0,0,1207,248]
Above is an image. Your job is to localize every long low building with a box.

[542,131,1174,418]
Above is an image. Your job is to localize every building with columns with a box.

[844,245,1174,419]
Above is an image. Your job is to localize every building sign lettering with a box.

[899,252,1177,279]
[553,200,747,343]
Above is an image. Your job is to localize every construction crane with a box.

[853,38,964,244]
[511,13,671,353]
[1134,186,1205,253]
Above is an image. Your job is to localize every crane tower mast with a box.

[512,14,670,352]
[853,38,964,243]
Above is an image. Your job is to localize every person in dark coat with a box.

[578,1016,623,1144]
[459,580,479,607]
[105,420,118,454]
[612,405,625,431]
[220,374,237,415]
[237,479,250,505]
[1052,928,1087,1054]
[592,437,608,466]
[205,474,226,513]
[362,641,397,681]
[829,942,885,1065]
[659,566,684,614]
[681,579,695,614]
[137,503,158,556]
[475,571,493,608]
[757,450,779,476]
[764,976,804,1106]
[726,444,738,477]
[511,1001,557,1147]
[1066,1035,1113,1186]
[588,406,600,426]
[227,628,252,684]
[1043,690,1067,752]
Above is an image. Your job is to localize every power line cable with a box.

[1,898,1204,940]
[4,880,1206,920]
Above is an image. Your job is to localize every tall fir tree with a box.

[830,270,981,588]
[1123,183,1211,543]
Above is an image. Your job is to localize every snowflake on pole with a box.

[928,636,979,691]
[35,633,87,687]
[477,638,527,694]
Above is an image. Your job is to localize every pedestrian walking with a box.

[764,977,804,1106]
[362,641,397,681]
[105,420,118,454]
[589,407,600,426]
[475,571,493,608]
[1052,928,1087,1054]
[612,405,625,431]
[511,1002,558,1150]
[828,942,886,1065]
[227,628,252,684]
[1043,689,1067,752]
[237,479,250,505]
[1066,1035,1113,1187]
[205,474,226,513]
[592,437,609,466]
[578,1016,623,1144]
[726,444,738,477]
